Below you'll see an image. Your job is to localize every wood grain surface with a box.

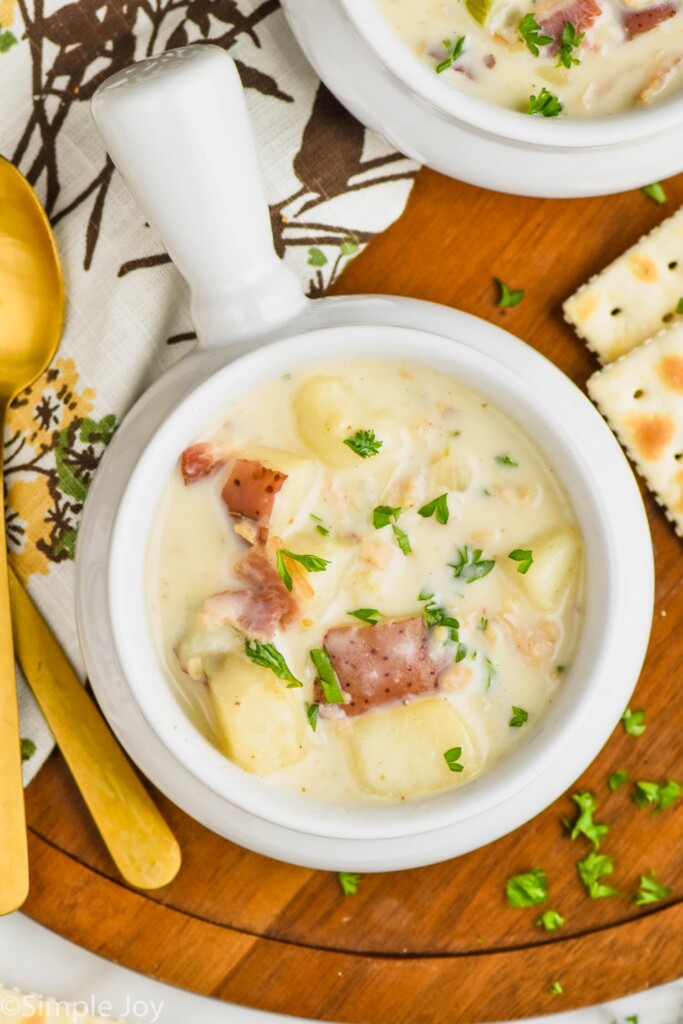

[23,167,683,1022]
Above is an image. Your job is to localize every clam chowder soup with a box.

[148,361,584,803]
[375,0,683,116]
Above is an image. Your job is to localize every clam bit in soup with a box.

[376,0,683,116]
[148,360,584,803]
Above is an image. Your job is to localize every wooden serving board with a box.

[23,167,683,1022]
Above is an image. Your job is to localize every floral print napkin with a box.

[0,0,418,783]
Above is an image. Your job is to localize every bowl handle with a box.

[91,45,306,347]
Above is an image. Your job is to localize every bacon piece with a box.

[320,617,438,716]
[201,546,295,641]
[536,0,601,42]
[181,442,228,485]
[221,458,287,525]
[623,2,676,37]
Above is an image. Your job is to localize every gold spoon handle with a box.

[0,432,29,915]
[8,566,182,890]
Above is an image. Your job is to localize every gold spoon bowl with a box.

[0,157,64,914]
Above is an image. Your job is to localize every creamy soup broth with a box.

[375,0,683,116]
[148,360,584,803]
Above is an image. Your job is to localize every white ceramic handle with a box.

[91,45,305,346]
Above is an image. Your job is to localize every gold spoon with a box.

[0,157,64,914]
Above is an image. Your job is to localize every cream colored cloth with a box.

[0,0,417,783]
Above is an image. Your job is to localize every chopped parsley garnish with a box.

[306,702,319,731]
[608,770,629,792]
[245,638,302,688]
[348,608,383,625]
[485,657,496,689]
[344,429,382,459]
[436,34,466,73]
[338,871,362,896]
[537,909,565,932]
[392,524,412,556]
[577,851,618,898]
[633,779,682,812]
[518,12,552,55]
[568,791,609,849]
[621,707,646,737]
[310,648,344,703]
[495,453,518,467]
[20,738,36,762]
[529,87,563,117]
[418,587,434,602]
[556,20,584,67]
[506,868,548,907]
[444,746,465,772]
[509,705,529,728]
[495,278,525,308]
[549,982,564,996]
[508,548,534,574]
[418,493,450,525]
[310,513,330,536]
[373,504,401,529]
[480,616,488,631]
[634,871,671,907]
[450,545,495,582]
[373,505,411,555]
[642,182,667,205]
[677,297,683,315]
[455,642,468,662]
[276,549,330,592]
[424,601,460,640]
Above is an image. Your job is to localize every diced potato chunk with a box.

[347,697,481,799]
[516,529,581,612]
[240,445,321,537]
[294,376,368,468]
[209,653,307,775]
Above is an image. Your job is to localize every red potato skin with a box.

[319,616,439,716]
[536,0,601,41]
[181,442,227,485]
[221,459,287,524]
[622,3,677,37]
[201,546,296,641]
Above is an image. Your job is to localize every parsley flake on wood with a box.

[338,871,362,895]
[344,429,382,459]
[633,779,682,812]
[568,791,609,849]
[306,702,320,731]
[310,648,344,703]
[608,770,629,792]
[418,493,450,524]
[451,545,495,582]
[549,982,564,996]
[348,608,383,625]
[537,909,565,931]
[509,706,529,728]
[621,707,646,736]
[506,868,548,907]
[577,851,618,898]
[444,746,465,772]
[634,871,671,906]
[276,549,330,592]
[529,87,563,117]
[508,548,534,574]
[245,638,302,688]
[518,12,552,54]
[495,278,525,308]
[436,34,466,73]
[642,182,667,205]
[556,21,584,67]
